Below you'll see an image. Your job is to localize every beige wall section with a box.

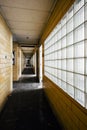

[30,53,36,74]
[44,76,87,130]
[0,14,12,111]
[21,50,25,73]
[13,43,19,81]
[13,43,25,81]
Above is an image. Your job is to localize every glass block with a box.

[74,6,84,28]
[49,46,51,52]
[57,50,61,59]
[75,88,85,107]
[57,79,61,87]
[74,0,84,14]
[61,25,66,38]
[49,61,52,67]
[85,0,87,3]
[85,22,87,39]
[85,4,87,20]
[57,60,61,69]
[54,60,57,68]
[85,40,87,57]
[74,74,84,91]
[86,58,87,75]
[52,61,54,67]
[54,52,57,60]
[74,58,84,74]
[67,18,73,33]
[57,69,61,79]
[61,15,66,27]
[67,32,73,46]
[57,40,61,50]
[57,30,61,40]
[49,54,51,60]
[56,22,61,31]
[61,81,66,91]
[55,34,58,42]
[52,38,54,45]
[51,53,54,60]
[54,26,58,34]
[66,45,73,58]
[61,48,66,59]
[66,59,73,72]
[52,68,54,75]
[61,60,66,70]
[54,68,57,77]
[67,72,73,86]
[67,84,74,98]
[51,46,53,53]
[61,70,66,82]
[86,76,87,93]
[55,42,58,51]
[61,36,66,48]
[74,24,84,43]
[67,5,73,21]
[74,41,84,58]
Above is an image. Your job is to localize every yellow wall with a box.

[13,43,25,81]
[44,76,87,130]
[13,43,19,81]
[21,49,25,74]
[0,14,12,111]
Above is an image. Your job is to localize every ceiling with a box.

[0,0,56,45]
[21,47,34,57]
[0,0,57,57]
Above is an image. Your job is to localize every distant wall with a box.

[0,14,12,111]
[30,53,36,74]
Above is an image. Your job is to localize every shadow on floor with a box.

[17,77,39,83]
[22,67,35,75]
[0,88,64,130]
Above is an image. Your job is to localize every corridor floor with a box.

[0,68,64,130]
[22,67,35,75]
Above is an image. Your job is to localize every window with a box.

[44,0,87,108]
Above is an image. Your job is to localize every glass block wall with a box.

[44,0,87,108]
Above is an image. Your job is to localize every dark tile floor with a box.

[22,67,34,75]
[17,77,39,83]
[0,68,64,130]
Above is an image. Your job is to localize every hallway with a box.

[20,67,38,83]
[0,0,87,129]
[0,77,63,130]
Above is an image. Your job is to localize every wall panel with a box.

[13,43,25,81]
[0,15,12,111]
